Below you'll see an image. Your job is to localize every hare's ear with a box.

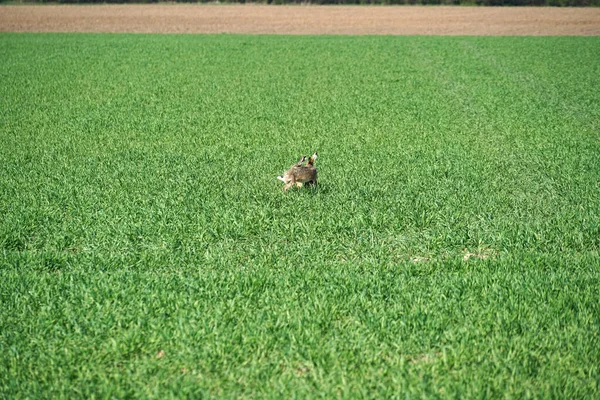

[293,155,306,167]
[308,152,318,164]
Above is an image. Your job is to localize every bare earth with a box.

[0,5,599,36]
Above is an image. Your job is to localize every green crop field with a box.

[1,33,599,398]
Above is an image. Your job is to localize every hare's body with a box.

[277,152,318,191]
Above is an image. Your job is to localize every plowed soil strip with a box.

[1,5,599,35]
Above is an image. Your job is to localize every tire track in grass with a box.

[405,37,600,256]
[453,38,600,254]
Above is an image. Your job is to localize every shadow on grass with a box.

[292,183,330,196]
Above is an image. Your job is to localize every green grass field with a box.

[1,33,599,398]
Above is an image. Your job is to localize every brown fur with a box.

[278,152,318,191]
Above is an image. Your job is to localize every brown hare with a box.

[277,152,318,191]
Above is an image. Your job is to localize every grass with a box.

[1,33,599,398]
